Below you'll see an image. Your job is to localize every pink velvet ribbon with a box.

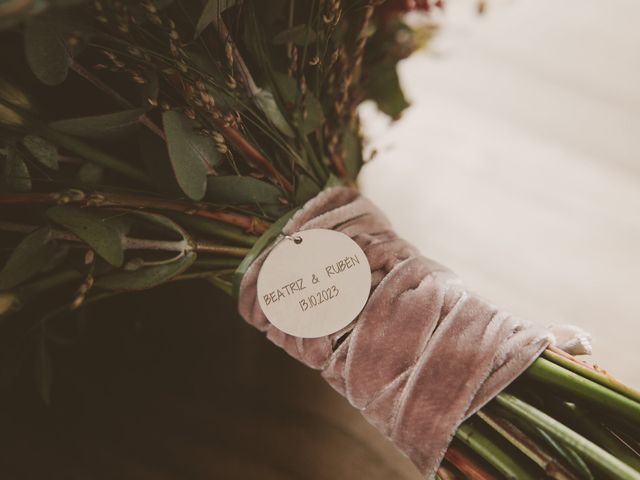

[238,187,587,478]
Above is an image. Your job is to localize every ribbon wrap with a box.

[239,187,580,477]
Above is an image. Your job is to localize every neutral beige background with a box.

[360,0,640,387]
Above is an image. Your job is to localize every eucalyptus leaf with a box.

[194,0,237,38]
[324,174,343,189]
[341,130,363,180]
[206,176,283,205]
[125,210,189,242]
[77,163,104,186]
[272,24,317,45]
[232,208,297,298]
[365,66,409,119]
[46,206,126,267]
[49,109,145,141]
[254,88,295,138]
[272,72,324,135]
[24,14,71,86]
[139,129,182,196]
[294,174,321,205]
[21,135,58,169]
[2,147,31,192]
[95,251,196,290]
[163,110,219,201]
[0,227,56,290]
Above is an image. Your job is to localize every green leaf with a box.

[324,174,344,189]
[2,147,31,192]
[138,129,182,196]
[194,0,237,38]
[206,176,283,205]
[76,163,104,186]
[24,14,71,86]
[125,210,190,242]
[272,72,325,135]
[21,135,58,169]
[272,24,317,45]
[535,427,594,480]
[49,109,145,141]
[95,251,196,290]
[163,110,218,201]
[341,130,363,180]
[365,66,409,119]
[232,207,298,298]
[254,88,295,138]
[0,227,56,290]
[46,206,126,267]
[294,174,321,205]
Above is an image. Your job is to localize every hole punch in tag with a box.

[256,229,372,338]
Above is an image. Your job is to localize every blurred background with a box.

[360,0,640,386]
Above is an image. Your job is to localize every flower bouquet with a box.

[0,1,638,478]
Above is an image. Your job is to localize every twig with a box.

[0,221,248,257]
[477,410,578,480]
[0,190,269,234]
[455,422,537,480]
[192,240,248,257]
[214,122,294,192]
[211,16,259,94]
[444,445,497,480]
[435,465,457,480]
[495,393,640,480]
[70,61,166,141]
[207,16,294,192]
[543,346,640,403]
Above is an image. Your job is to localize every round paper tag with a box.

[257,229,372,338]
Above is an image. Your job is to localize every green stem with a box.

[562,402,640,471]
[40,127,151,186]
[476,410,578,480]
[193,241,249,257]
[170,213,259,247]
[17,269,82,301]
[455,422,537,480]
[207,275,233,296]
[494,392,640,480]
[542,348,640,404]
[524,358,640,427]
[194,257,242,270]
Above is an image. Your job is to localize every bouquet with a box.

[0,1,638,478]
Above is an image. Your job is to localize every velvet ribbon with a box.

[238,187,590,478]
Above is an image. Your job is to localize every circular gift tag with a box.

[257,229,372,338]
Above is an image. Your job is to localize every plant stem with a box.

[39,127,152,185]
[444,445,497,480]
[169,213,258,247]
[0,190,269,234]
[455,422,537,480]
[206,274,233,296]
[524,358,640,427]
[0,221,245,256]
[15,269,82,303]
[436,464,458,480]
[561,402,640,471]
[216,122,294,192]
[477,410,578,480]
[193,257,242,270]
[70,61,166,140]
[543,346,640,403]
[494,393,640,480]
[192,241,248,257]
